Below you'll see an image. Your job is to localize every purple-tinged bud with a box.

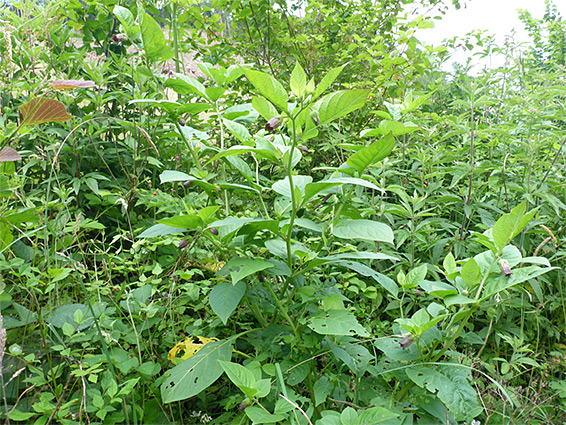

[299,145,309,153]
[399,334,414,350]
[209,227,218,236]
[265,116,281,133]
[310,110,319,126]
[499,259,512,277]
[183,180,193,189]
[112,34,126,43]
[179,239,189,249]
[178,118,186,126]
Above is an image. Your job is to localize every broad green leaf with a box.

[113,5,139,38]
[313,64,346,100]
[4,208,37,224]
[138,223,185,238]
[308,310,369,337]
[166,73,207,97]
[197,206,220,222]
[374,337,421,362]
[341,407,358,425]
[158,215,203,229]
[346,134,396,174]
[208,145,278,164]
[222,118,250,143]
[254,378,271,398]
[128,99,211,115]
[226,258,274,284]
[6,409,37,421]
[243,69,288,111]
[139,11,173,60]
[443,252,457,276]
[357,406,400,424]
[406,365,482,421]
[492,202,535,252]
[159,170,191,183]
[218,360,257,398]
[405,264,428,288]
[482,266,557,300]
[19,97,73,126]
[45,303,93,331]
[332,260,398,297]
[461,258,481,286]
[419,280,458,298]
[290,61,307,97]
[251,96,278,121]
[0,221,14,250]
[209,217,280,239]
[244,406,285,424]
[272,175,313,201]
[205,86,226,102]
[314,377,333,406]
[161,338,234,402]
[332,219,394,244]
[316,90,370,126]
[328,339,371,376]
[159,171,217,192]
[444,294,476,307]
[324,177,382,192]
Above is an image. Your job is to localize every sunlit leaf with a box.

[48,80,96,89]
[19,97,73,126]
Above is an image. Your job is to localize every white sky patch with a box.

[410,0,566,71]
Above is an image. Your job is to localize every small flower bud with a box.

[399,334,414,350]
[265,116,281,133]
[112,34,126,43]
[299,145,309,153]
[310,110,319,126]
[178,118,186,126]
[209,227,218,236]
[183,180,193,189]
[499,259,512,277]
[179,239,189,249]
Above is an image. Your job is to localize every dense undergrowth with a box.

[1,0,566,424]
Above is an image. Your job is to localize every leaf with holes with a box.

[308,310,369,337]
[161,338,234,403]
[19,97,73,126]
[405,365,482,421]
[328,339,371,376]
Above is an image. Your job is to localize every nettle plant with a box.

[141,62,555,423]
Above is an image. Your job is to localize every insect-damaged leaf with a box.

[161,337,234,403]
[19,97,73,126]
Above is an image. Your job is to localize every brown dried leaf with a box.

[19,97,73,126]
[48,80,96,89]
[0,146,21,162]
